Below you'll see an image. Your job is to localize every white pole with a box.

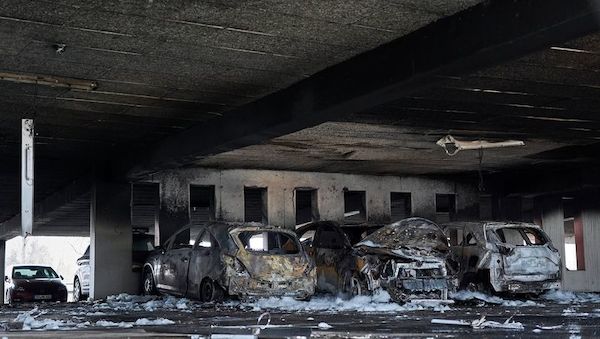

[21,119,34,237]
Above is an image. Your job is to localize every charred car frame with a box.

[354,217,457,303]
[143,222,315,301]
[442,221,561,294]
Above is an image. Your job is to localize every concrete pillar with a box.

[159,175,190,245]
[90,181,137,299]
[0,240,5,304]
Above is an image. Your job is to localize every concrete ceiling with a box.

[190,34,600,175]
[1,0,600,232]
[0,0,482,223]
[0,0,485,225]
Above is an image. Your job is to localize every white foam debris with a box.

[15,307,90,331]
[96,293,194,313]
[317,322,332,329]
[542,290,600,304]
[241,291,452,313]
[432,316,524,330]
[95,318,174,328]
[95,320,134,328]
[134,318,176,326]
[451,290,542,307]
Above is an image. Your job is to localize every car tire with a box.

[340,271,364,299]
[73,277,83,302]
[143,269,157,295]
[200,278,224,303]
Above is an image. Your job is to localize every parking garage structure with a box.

[1,0,600,302]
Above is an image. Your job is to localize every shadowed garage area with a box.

[2,0,600,336]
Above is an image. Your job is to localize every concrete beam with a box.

[122,0,600,179]
[0,175,91,240]
[90,180,137,299]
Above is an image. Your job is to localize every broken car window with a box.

[464,233,477,246]
[314,227,346,249]
[494,227,547,246]
[238,231,300,254]
[299,230,316,246]
[198,230,212,248]
[448,228,463,246]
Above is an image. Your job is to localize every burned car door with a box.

[445,226,465,276]
[160,229,193,295]
[312,224,354,293]
[187,228,222,299]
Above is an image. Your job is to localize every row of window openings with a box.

[132,184,457,228]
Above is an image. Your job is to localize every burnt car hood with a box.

[354,217,450,262]
[13,278,65,290]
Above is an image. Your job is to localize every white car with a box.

[73,232,155,301]
[73,246,90,301]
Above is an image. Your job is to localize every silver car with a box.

[442,221,561,294]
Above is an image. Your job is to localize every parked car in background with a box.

[5,265,68,303]
[73,229,155,301]
[296,221,362,296]
[143,222,315,302]
[442,221,561,294]
[354,217,457,304]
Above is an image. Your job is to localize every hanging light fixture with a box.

[436,135,525,156]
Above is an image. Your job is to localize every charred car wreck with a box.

[442,221,561,294]
[296,221,361,296]
[143,222,315,302]
[354,218,457,303]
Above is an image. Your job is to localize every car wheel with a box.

[200,278,224,303]
[73,278,83,302]
[143,269,157,295]
[340,271,364,299]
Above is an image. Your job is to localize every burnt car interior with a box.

[492,227,547,246]
[238,231,299,255]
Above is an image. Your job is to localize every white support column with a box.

[21,119,34,237]
[90,181,137,299]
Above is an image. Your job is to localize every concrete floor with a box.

[0,296,598,338]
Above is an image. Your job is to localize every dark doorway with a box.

[244,187,268,224]
[296,189,319,225]
[190,185,216,240]
[344,190,366,224]
[390,192,411,222]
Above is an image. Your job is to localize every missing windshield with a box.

[238,231,299,254]
[493,227,547,246]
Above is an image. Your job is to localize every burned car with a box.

[354,217,456,303]
[442,221,561,294]
[143,222,315,301]
[296,221,361,295]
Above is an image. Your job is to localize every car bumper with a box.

[228,276,315,300]
[11,290,68,302]
[501,279,561,293]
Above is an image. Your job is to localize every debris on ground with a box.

[432,315,524,330]
[318,322,333,329]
